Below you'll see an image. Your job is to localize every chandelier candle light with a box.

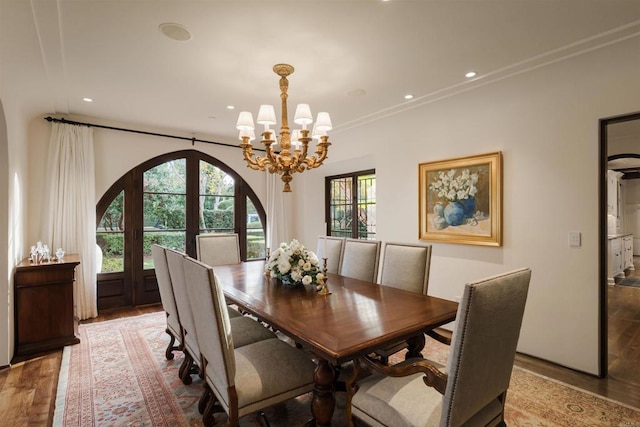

[236,64,332,192]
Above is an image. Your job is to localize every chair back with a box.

[196,233,241,266]
[151,244,181,335]
[316,236,345,274]
[339,238,381,282]
[182,256,236,404]
[379,242,432,294]
[442,268,531,426]
[165,248,200,359]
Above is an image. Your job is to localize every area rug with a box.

[617,275,640,288]
[54,311,640,426]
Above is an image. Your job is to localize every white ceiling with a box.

[1,0,639,143]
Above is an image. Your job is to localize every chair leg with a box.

[258,411,271,427]
[202,394,218,427]
[164,330,180,360]
[179,352,195,385]
[199,386,212,415]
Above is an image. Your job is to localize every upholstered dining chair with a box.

[165,248,276,385]
[316,236,345,274]
[375,242,433,364]
[182,256,317,427]
[339,238,381,282]
[196,233,241,266]
[347,268,531,427]
[151,244,182,360]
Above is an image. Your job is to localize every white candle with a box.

[323,223,328,257]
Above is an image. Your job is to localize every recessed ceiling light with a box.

[404,94,414,100]
[227,105,235,110]
[465,71,477,78]
[346,88,366,97]
[83,97,93,103]
[159,22,192,42]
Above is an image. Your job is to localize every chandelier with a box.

[236,64,332,192]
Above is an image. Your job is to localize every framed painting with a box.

[419,151,502,246]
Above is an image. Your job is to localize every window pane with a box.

[330,177,352,238]
[200,161,234,195]
[143,230,186,269]
[199,161,235,232]
[96,190,124,273]
[246,197,265,259]
[143,194,186,230]
[199,195,234,232]
[144,159,186,193]
[143,159,187,270]
[357,174,376,239]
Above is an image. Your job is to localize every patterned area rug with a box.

[54,312,640,426]
[617,276,640,288]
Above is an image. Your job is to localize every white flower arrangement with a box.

[429,168,479,202]
[267,239,324,286]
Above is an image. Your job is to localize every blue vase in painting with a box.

[444,202,465,226]
[460,197,476,219]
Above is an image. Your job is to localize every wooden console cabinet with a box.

[13,254,81,361]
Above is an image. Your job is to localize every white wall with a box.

[0,100,9,367]
[295,36,640,374]
[0,104,29,367]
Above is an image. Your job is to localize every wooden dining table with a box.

[213,260,458,426]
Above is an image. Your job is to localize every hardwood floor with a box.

[0,279,639,426]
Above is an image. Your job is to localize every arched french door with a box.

[95,149,266,310]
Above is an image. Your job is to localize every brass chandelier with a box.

[236,64,332,192]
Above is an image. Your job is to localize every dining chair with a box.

[150,244,182,360]
[347,268,531,427]
[316,236,345,274]
[375,242,433,364]
[182,256,317,427]
[196,233,241,266]
[165,248,203,384]
[339,238,381,282]
[165,248,276,385]
[196,232,248,317]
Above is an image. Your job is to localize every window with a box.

[95,150,266,309]
[326,169,376,239]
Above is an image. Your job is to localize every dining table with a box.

[213,260,458,426]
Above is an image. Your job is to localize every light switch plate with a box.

[569,231,581,247]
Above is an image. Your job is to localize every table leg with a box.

[405,333,426,359]
[311,358,335,426]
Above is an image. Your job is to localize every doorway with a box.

[600,111,640,379]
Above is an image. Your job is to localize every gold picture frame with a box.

[419,152,502,246]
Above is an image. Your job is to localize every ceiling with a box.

[2,0,640,144]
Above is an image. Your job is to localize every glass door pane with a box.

[96,190,124,273]
[246,196,265,259]
[199,160,235,234]
[143,159,187,269]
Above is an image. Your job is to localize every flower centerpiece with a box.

[266,239,324,287]
[429,168,479,227]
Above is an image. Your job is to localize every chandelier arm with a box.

[304,140,331,170]
[240,139,264,171]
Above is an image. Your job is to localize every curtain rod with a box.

[43,116,265,152]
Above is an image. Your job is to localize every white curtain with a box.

[266,172,290,252]
[43,122,97,320]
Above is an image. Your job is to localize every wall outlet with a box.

[569,231,581,247]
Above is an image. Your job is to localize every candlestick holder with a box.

[264,247,271,278]
[317,257,331,296]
